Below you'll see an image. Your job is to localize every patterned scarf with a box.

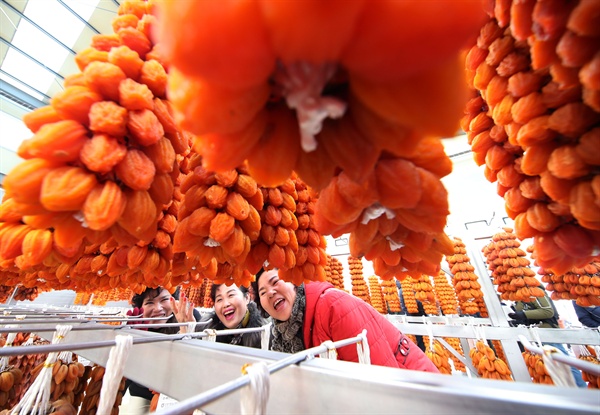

[229,309,251,346]
[270,284,306,354]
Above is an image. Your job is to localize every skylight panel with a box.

[0,72,46,102]
[24,0,86,48]
[1,49,57,95]
[11,20,71,73]
[62,0,101,21]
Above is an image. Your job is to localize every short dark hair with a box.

[210,283,248,302]
[131,286,178,308]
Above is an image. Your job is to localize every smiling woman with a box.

[130,286,177,327]
[202,283,269,349]
[252,269,439,373]
[122,285,200,415]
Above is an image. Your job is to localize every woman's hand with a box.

[171,292,196,333]
[125,307,148,330]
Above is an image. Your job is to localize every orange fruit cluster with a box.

[399,276,420,314]
[156,0,488,281]
[6,334,49,405]
[425,340,452,375]
[201,278,215,308]
[0,0,188,294]
[381,279,402,313]
[463,1,600,275]
[277,177,328,285]
[325,255,345,291]
[522,350,554,385]
[157,0,486,179]
[180,284,203,307]
[73,292,90,306]
[537,257,600,306]
[0,366,23,411]
[0,286,40,303]
[78,366,125,415]
[173,158,263,287]
[368,276,386,314]
[89,288,133,306]
[432,271,461,316]
[482,228,544,302]
[349,256,370,304]
[443,337,466,372]
[445,238,484,315]
[475,297,490,318]
[412,274,438,315]
[40,358,88,408]
[490,340,506,362]
[470,340,513,381]
[314,161,455,280]
[579,347,600,389]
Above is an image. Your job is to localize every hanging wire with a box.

[0,319,214,335]
[0,324,268,357]
[157,334,368,415]
[0,314,177,326]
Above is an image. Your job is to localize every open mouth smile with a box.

[223,309,235,320]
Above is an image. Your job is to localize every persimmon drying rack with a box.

[0,316,596,414]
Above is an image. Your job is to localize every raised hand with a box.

[171,292,196,333]
[125,307,148,330]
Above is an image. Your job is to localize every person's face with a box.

[257,270,297,321]
[142,288,173,323]
[214,284,249,329]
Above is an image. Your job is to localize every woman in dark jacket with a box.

[202,283,269,348]
[122,286,200,414]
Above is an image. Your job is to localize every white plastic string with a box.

[204,329,217,342]
[23,333,36,346]
[571,344,589,358]
[356,330,371,365]
[57,350,73,365]
[541,345,577,387]
[86,293,94,312]
[472,323,486,344]
[240,362,270,415]
[319,341,338,360]
[448,357,457,374]
[97,335,134,415]
[11,325,72,415]
[0,325,18,371]
[260,323,272,350]
[424,319,434,350]
[530,327,543,348]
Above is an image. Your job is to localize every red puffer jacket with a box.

[303,282,439,373]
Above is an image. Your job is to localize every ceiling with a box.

[0,0,118,153]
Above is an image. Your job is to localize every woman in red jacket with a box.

[252,269,439,373]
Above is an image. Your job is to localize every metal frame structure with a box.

[32,326,599,414]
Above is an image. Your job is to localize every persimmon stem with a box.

[273,61,347,152]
